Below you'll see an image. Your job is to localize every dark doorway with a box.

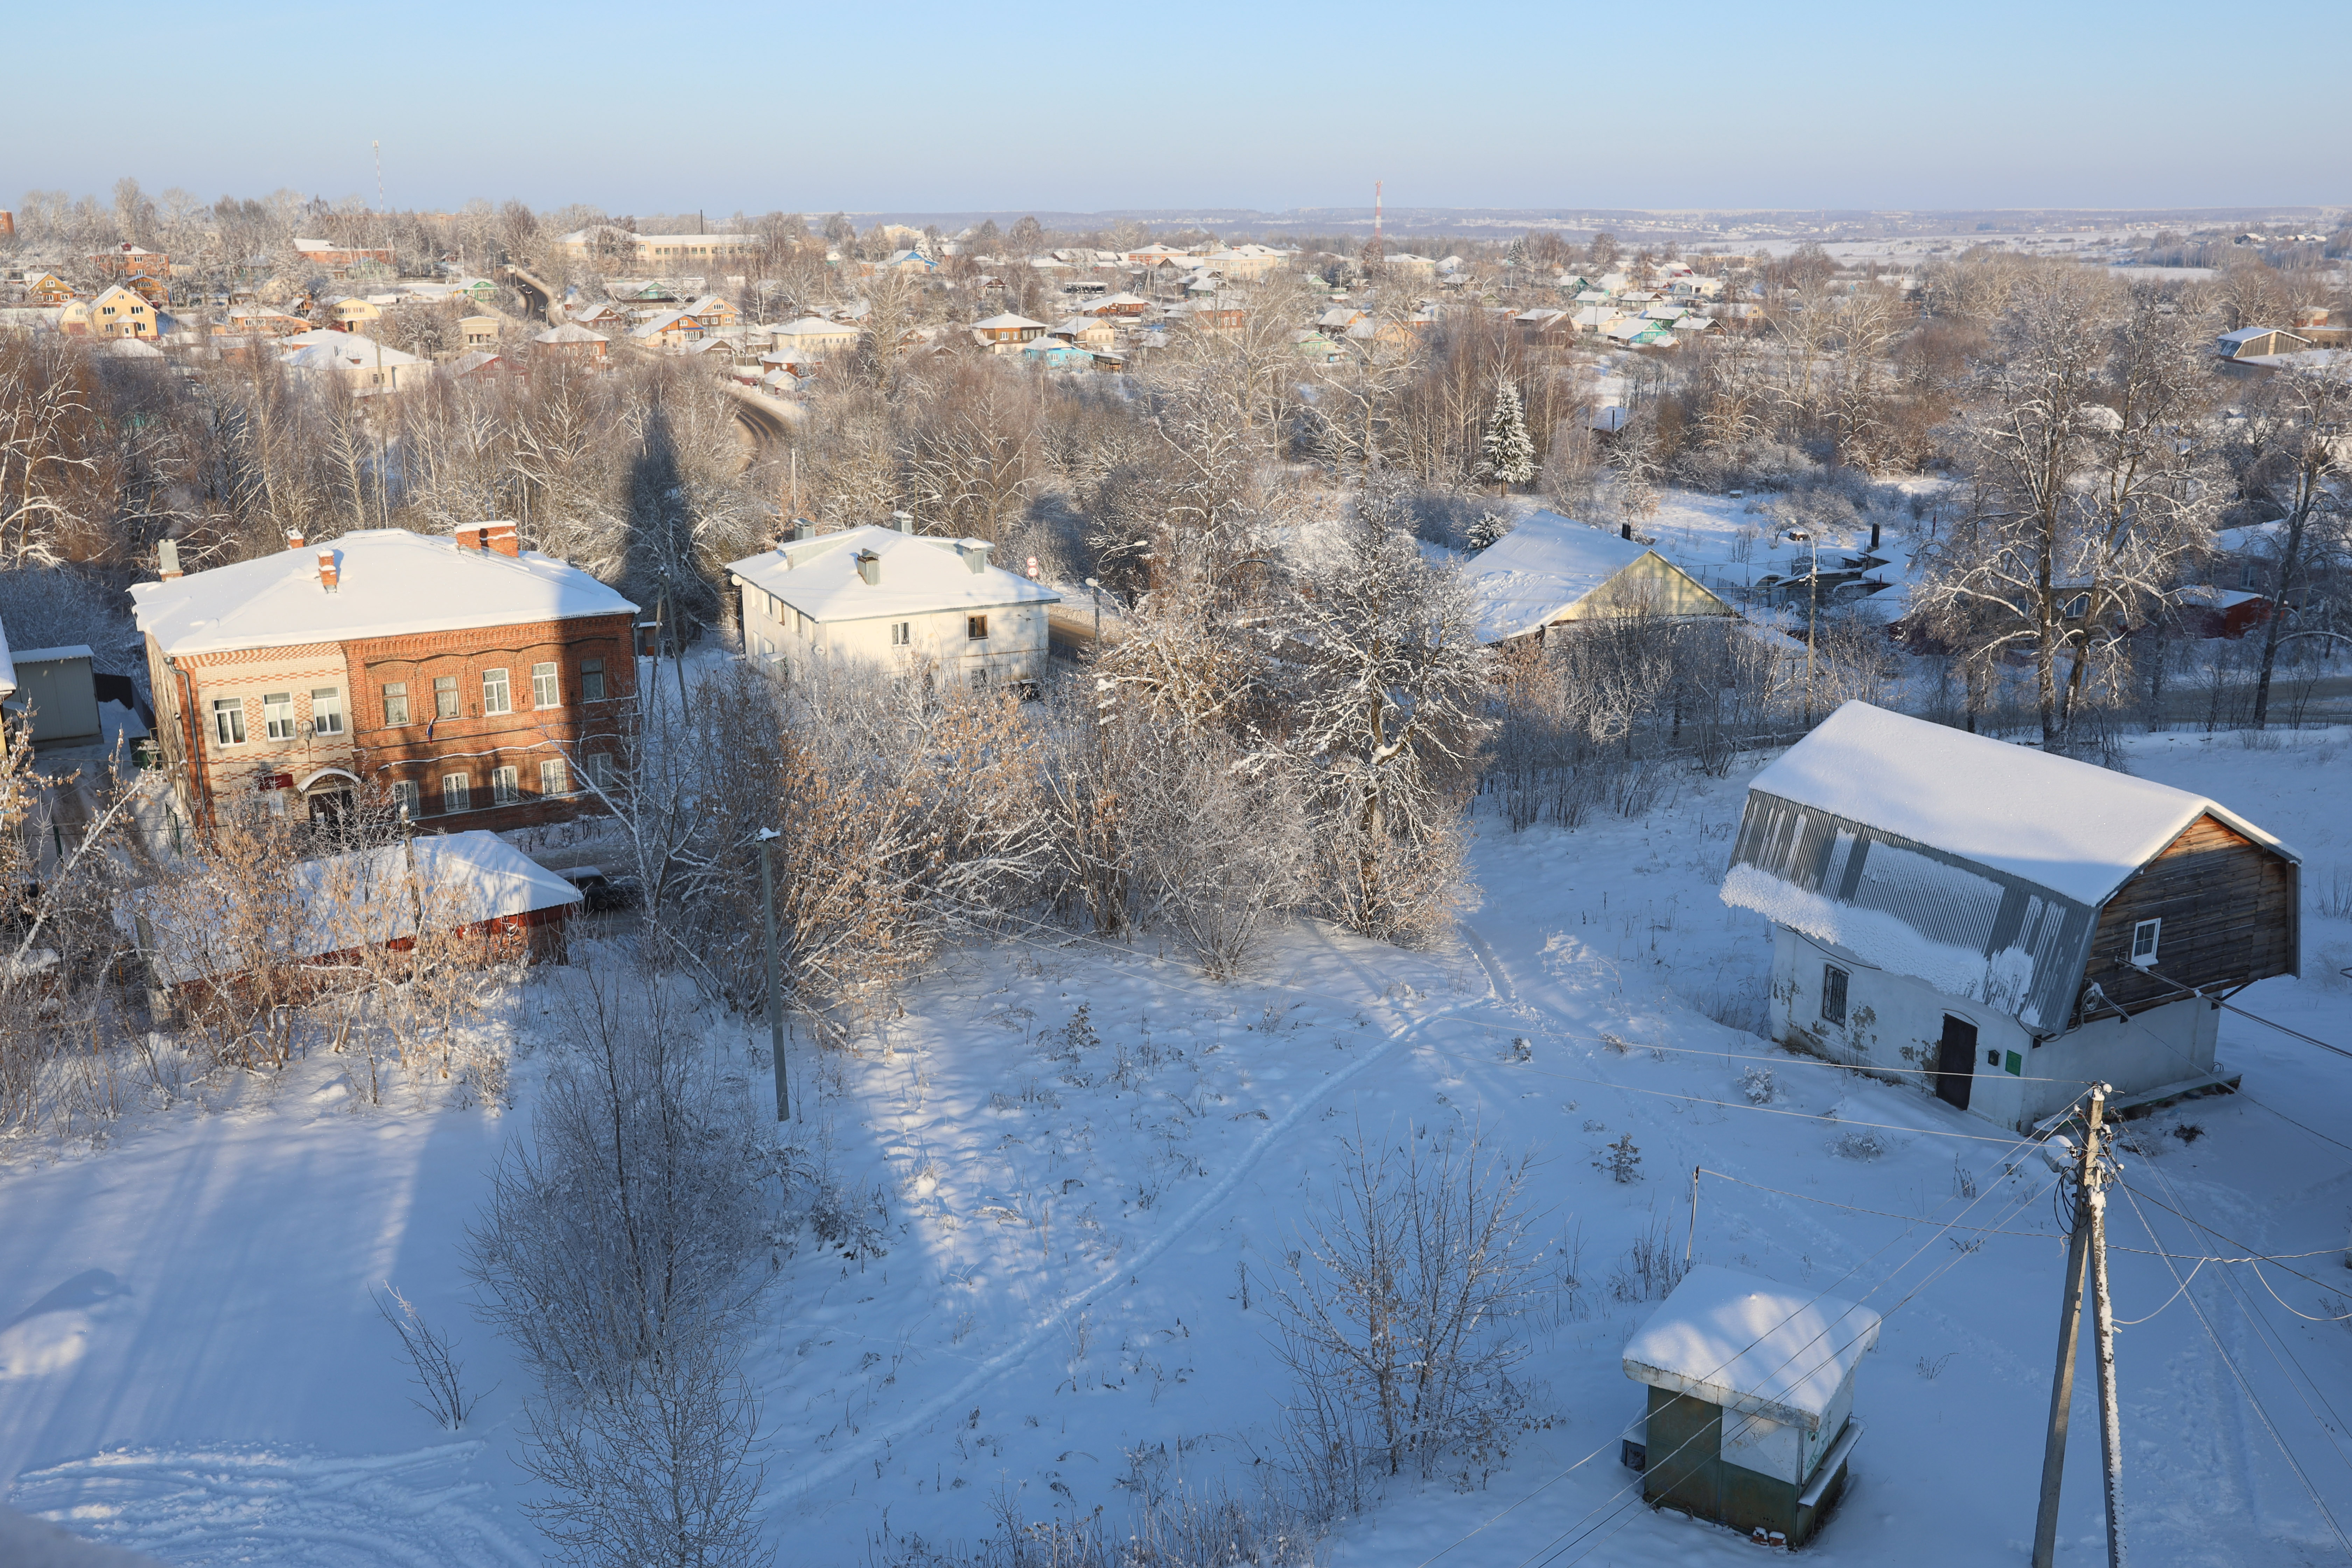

[1934,1015,1977,1111]
[307,789,352,826]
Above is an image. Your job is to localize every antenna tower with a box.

[373,140,385,210]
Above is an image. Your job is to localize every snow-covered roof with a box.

[1463,510,1726,642]
[1623,1266,1881,1433]
[1745,703,2290,909]
[974,313,1047,331]
[1720,702,2297,1029]
[281,334,425,370]
[533,322,606,344]
[127,830,581,986]
[130,528,639,657]
[727,525,1059,624]
[773,315,858,337]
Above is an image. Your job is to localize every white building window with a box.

[389,779,419,819]
[482,668,512,715]
[2130,919,2161,968]
[891,621,911,646]
[532,662,561,708]
[382,681,410,727]
[433,675,460,719]
[492,765,520,805]
[442,774,470,813]
[211,698,246,746]
[310,687,344,736]
[581,659,606,702]
[967,614,988,640]
[754,634,775,657]
[1820,964,1849,1025]
[540,758,569,796]
[262,691,296,741]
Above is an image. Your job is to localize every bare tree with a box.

[2227,365,2352,727]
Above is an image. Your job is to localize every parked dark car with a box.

[556,866,643,912]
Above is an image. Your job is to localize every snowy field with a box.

[5,727,2351,1566]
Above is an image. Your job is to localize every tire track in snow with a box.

[760,986,1493,1510]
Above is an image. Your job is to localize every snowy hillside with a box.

[5,727,2350,1566]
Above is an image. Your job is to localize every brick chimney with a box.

[453,520,522,557]
[317,548,340,593]
[286,527,307,551]
[158,538,183,581]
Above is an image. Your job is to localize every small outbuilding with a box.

[1721,702,2301,1129]
[1622,1265,1880,1548]
[1464,510,1735,645]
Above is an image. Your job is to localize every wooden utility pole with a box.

[2033,1084,2121,1568]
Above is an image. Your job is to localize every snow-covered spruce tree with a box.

[1289,466,1492,945]
[1465,511,1513,552]
[1481,378,1536,490]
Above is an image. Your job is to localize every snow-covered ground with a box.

[5,727,2350,1566]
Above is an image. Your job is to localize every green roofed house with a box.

[1622,1266,1880,1548]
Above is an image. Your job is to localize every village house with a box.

[132,523,639,835]
[685,293,741,331]
[632,309,707,349]
[1720,702,2301,1130]
[25,272,76,304]
[532,322,609,363]
[280,331,433,393]
[973,312,1049,350]
[1464,512,1735,643]
[293,238,395,276]
[458,313,500,350]
[92,242,169,277]
[728,524,1059,690]
[324,296,383,332]
[562,300,629,332]
[550,229,757,272]
[768,315,861,360]
[216,304,308,338]
[60,284,160,338]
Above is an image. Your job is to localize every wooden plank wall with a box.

[2078,813,2295,1018]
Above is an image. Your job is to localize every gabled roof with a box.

[1719,702,2297,1029]
[773,315,858,336]
[1463,510,1726,642]
[1623,1266,1881,1433]
[974,312,1046,331]
[131,527,638,656]
[534,322,607,344]
[727,525,1058,623]
[282,335,426,371]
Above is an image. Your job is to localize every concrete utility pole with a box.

[757,828,789,1124]
[2033,1084,2123,1568]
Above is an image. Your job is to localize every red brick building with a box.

[132,523,639,836]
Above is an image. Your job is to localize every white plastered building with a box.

[727,525,1060,689]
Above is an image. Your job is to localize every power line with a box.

[1503,1059,2034,1144]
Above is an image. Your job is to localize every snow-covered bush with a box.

[1270,1122,1539,1516]
[1740,1066,1776,1105]
[1465,510,1514,552]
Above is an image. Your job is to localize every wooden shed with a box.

[1622,1266,1880,1547]
[1721,702,2300,1129]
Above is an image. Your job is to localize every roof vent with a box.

[893,511,913,535]
[958,540,992,575]
[855,550,881,587]
[159,538,182,581]
[317,548,340,594]
[793,520,813,542]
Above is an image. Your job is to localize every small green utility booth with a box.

[1620,1265,1879,1548]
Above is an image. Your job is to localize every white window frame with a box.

[2129,918,2161,968]
[211,697,247,746]
[539,757,569,796]
[584,752,615,793]
[580,659,605,702]
[442,774,470,813]
[482,668,511,716]
[310,686,344,736]
[389,778,419,819]
[491,765,520,805]
[382,681,410,727]
[262,691,296,742]
[433,675,460,720]
[531,662,561,708]
[891,621,911,647]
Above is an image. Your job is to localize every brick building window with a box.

[382,682,410,727]
[263,691,296,741]
[389,779,419,818]
[483,668,511,715]
[532,662,561,708]
[585,753,614,792]
[540,758,568,796]
[442,774,470,813]
[310,687,344,736]
[211,698,246,745]
[581,659,606,702]
[433,676,459,720]
[492,765,520,805]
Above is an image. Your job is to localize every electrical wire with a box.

[2140,966,2351,1060]
[2113,1181,2352,1556]
[1505,1059,2036,1144]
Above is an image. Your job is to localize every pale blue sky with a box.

[5,0,2343,217]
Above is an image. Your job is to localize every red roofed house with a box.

[132,523,639,834]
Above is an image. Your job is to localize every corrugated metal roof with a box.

[1725,789,2098,1032]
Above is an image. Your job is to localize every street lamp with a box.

[756,827,790,1125]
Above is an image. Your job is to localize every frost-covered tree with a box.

[1913,273,2219,752]
[1289,467,1492,944]
[1466,511,1513,552]
[1481,378,1536,490]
